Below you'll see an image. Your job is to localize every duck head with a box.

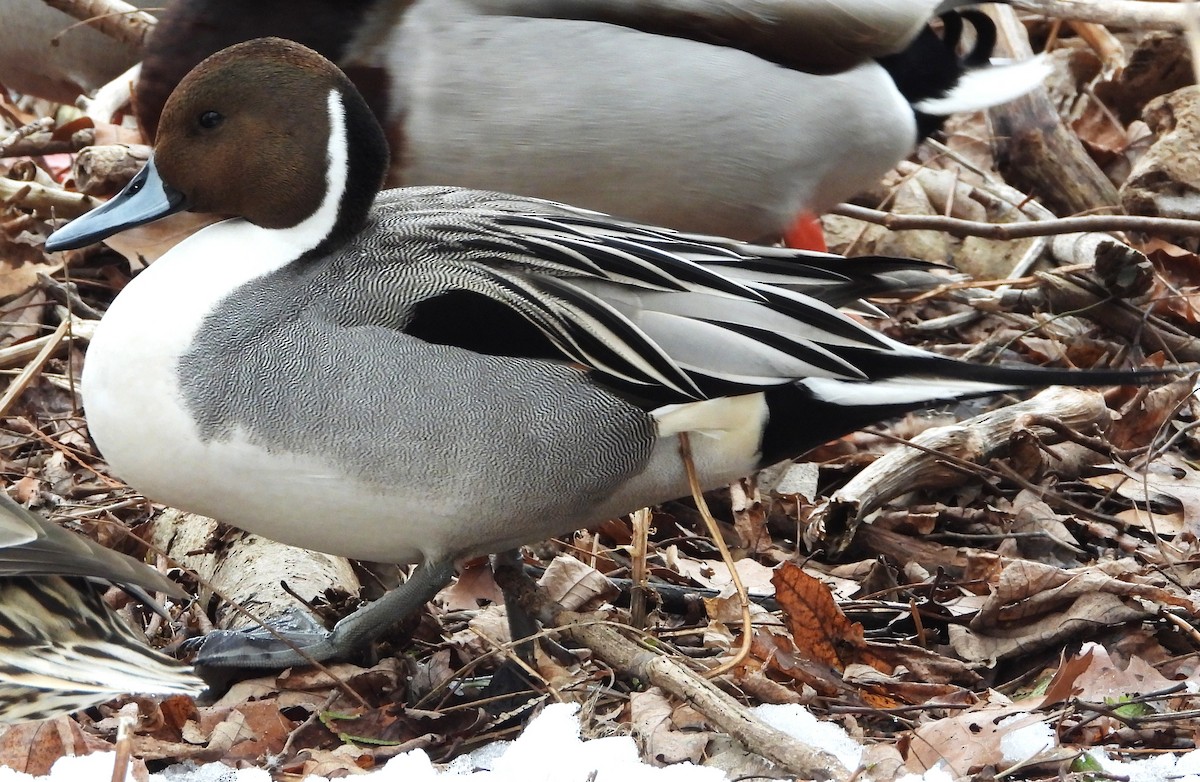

[47,37,390,252]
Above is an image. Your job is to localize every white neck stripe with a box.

[278,89,349,253]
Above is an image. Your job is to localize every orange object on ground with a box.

[784,211,827,252]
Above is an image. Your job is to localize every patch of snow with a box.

[750,703,861,772]
[46,702,726,782]
[1087,747,1200,782]
[997,714,1055,764]
[897,763,955,782]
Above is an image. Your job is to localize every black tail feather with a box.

[842,348,1182,388]
[759,355,1185,465]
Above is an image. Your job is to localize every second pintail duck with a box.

[133,0,1047,244]
[47,38,1167,668]
[0,492,201,722]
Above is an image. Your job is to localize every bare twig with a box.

[110,706,135,782]
[492,568,850,781]
[678,432,753,679]
[831,203,1200,240]
[0,319,69,417]
[628,507,650,630]
[38,0,156,50]
[1012,0,1187,30]
[0,119,55,157]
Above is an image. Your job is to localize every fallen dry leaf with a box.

[772,562,891,677]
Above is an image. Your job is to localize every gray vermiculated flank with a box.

[177,188,657,514]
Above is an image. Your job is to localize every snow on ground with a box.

[7,703,1200,782]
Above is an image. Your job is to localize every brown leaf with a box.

[771,562,889,673]
[905,701,1044,774]
[1071,96,1130,165]
[1087,453,1200,539]
[749,628,847,699]
[281,746,377,777]
[952,591,1148,665]
[1068,642,1179,703]
[1040,646,1094,707]
[538,554,619,610]
[0,717,111,775]
[321,705,487,748]
[630,689,712,765]
[731,477,770,553]
[438,557,504,611]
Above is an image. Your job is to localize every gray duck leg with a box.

[194,559,456,668]
[494,549,539,665]
[493,548,575,666]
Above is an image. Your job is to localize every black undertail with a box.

[877,9,999,139]
[757,353,1179,466]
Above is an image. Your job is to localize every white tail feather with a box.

[915,55,1051,115]
[800,375,1023,407]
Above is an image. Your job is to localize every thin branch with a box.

[38,0,156,50]
[678,432,753,679]
[831,203,1200,240]
[1012,0,1187,30]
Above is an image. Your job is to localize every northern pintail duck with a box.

[133,0,1047,242]
[47,38,1165,668]
[0,492,201,722]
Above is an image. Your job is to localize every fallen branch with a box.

[989,6,1121,216]
[0,176,100,218]
[831,203,1200,240]
[805,387,1116,558]
[148,509,362,637]
[38,0,156,50]
[493,563,850,781]
[1012,0,1187,31]
[1036,272,1200,362]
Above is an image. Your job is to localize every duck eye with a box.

[198,111,224,130]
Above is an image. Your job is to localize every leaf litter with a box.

[3,7,1200,782]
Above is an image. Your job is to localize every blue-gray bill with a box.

[45,159,188,252]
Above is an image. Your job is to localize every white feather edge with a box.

[800,375,1024,406]
[914,55,1052,115]
[652,375,1027,438]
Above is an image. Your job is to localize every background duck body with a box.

[457,0,975,69]
[387,9,916,238]
[136,0,1030,241]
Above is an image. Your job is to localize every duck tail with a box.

[0,575,203,723]
[758,356,1182,465]
[913,55,1051,115]
[879,7,1046,137]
